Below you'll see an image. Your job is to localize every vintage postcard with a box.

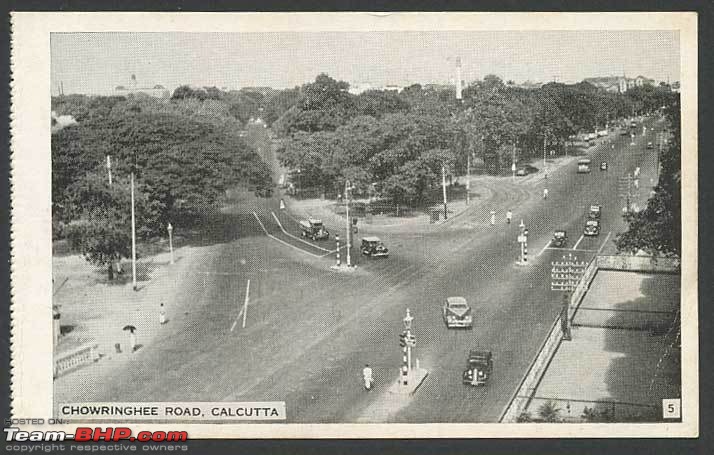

[9,12,697,440]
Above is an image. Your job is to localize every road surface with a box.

[55,117,665,423]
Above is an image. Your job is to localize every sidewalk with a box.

[53,242,220,369]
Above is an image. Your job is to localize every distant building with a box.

[348,82,373,95]
[583,75,654,94]
[114,84,170,98]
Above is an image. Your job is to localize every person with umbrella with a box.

[159,303,167,325]
[123,325,137,352]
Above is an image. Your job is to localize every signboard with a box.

[517,235,527,243]
[511,162,516,172]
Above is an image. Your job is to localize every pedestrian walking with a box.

[506,209,512,224]
[490,210,496,226]
[129,331,137,352]
[159,303,167,325]
[543,188,549,200]
[362,364,374,391]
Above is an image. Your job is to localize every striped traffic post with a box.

[335,234,341,267]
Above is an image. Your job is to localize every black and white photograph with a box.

[9,12,698,439]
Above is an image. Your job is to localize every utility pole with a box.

[345,180,353,267]
[466,153,470,205]
[517,220,529,265]
[106,155,112,186]
[543,134,547,178]
[167,222,174,264]
[130,171,137,291]
[442,164,448,220]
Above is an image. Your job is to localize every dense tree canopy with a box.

[52,93,273,271]
[274,73,679,204]
[615,97,681,257]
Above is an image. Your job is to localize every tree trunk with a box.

[108,263,114,281]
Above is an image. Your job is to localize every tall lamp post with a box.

[167,222,174,264]
[344,179,353,267]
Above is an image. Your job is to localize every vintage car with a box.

[583,219,601,236]
[442,296,473,329]
[588,205,602,219]
[647,142,654,149]
[360,236,389,258]
[551,230,568,248]
[299,217,329,241]
[600,161,608,171]
[462,350,493,386]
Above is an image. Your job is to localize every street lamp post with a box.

[167,222,174,264]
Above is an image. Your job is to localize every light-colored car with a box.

[584,219,601,236]
[443,296,473,329]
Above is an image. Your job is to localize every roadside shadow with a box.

[590,272,680,422]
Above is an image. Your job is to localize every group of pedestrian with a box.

[489,188,548,226]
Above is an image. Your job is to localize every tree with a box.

[62,173,138,280]
[615,96,680,257]
[537,400,562,422]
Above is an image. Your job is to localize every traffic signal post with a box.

[516,220,529,266]
[394,308,428,395]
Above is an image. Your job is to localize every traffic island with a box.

[389,367,429,396]
[329,264,358,273]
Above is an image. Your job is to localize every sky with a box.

[50,30,680,95]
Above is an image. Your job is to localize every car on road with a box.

[515,164,538,177]
[588,205,602,220]
[551,230,568,248]
[583,219,601,236]
[299,217,329,241]
[462,350,493,386]
[577,159,592,173]
[600,161,608,171]
[360,236,389,258]
[442,296,473,329]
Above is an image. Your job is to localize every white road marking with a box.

[537,240,552,257]
[572,234,585,250]
[252,212,323,258]
[597,231,612,254]
[271,211,331,252]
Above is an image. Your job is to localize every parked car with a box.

[588,205,602,219]
[462,350,493,386]
[600,161,608,171]
[551,230,568,248]
[299,217,329,241]
[360,236,389,258]
[442,296,473,329]
[583,219,601,236]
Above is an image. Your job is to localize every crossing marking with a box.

[537,240,552,257]
[572,234,585,250]
[271,211,331,252]
[597,231,612,254]
[251,212,323,258]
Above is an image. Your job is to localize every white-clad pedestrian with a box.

[506,209,512,224]
[129,331,137,353]
[159,303,167,325]
[543,188,549,199]
[490,210,496,226]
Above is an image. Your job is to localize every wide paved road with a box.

[57,117,665,423]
